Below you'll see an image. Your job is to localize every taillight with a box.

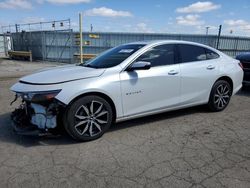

[238,62,243,69]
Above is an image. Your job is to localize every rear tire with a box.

[208,80,232,112]
[64,95,113,141]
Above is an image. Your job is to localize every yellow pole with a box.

[79,13,83,64]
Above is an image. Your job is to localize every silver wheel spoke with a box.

[82,105,90,116]
[81,121,90,135]
[74,100,109,137]
[214,83,231,109]
[223,85,227,93]
[217,88,222,95]
[220,99,224,107]
[75,121,89,135]
[218,99,222,108]
[217,99,220,107]
[221,97,227,105]
[93,122,102,132]
[96,118,107,124]
[75,120,88,128]
[89,122,94,137]
[90,101,94,115]
[96,111,108,118]
[75,115,88,120]
[220,86,224,94]
[215,98,219,104]
[221,99,224,108]
[95,103,103,115]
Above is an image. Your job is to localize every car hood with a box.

[19,65,105,85]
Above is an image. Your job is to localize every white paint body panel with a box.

[10,40,243,122]
[120,64,181,116]
[20,65,105,84]
[179,59,219,105]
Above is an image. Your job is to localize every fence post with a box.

[234,37,239,57]
[42,31,46,61]
[79,13,83,64]
[216,25,222,49]
[70,29,74,63]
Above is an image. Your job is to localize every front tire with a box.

[64,95,113,141]
[208,80,232,112]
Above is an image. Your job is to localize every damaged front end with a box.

[11,90,65,136]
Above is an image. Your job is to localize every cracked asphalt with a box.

[0,59,250,188]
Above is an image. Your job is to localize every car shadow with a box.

[110,105,206,132]
[0,113,78,147]
[0,105,207,147]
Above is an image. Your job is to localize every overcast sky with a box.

[0,0,250,36]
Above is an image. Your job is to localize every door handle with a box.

[168,70,179,75]
[207,65,215,70]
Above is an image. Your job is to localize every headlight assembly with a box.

[20,90,61,102]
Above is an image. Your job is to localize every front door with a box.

[120,44,181,117]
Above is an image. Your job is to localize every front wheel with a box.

[64,95,113,141]
[208,80,232,112]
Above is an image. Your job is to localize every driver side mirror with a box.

[126,61,151,71]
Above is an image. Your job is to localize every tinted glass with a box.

[82,44,145,68]
[206,48,220,59]
[178,44,207,63]
[135,44,175,67]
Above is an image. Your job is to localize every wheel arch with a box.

[207,76,234,112]
[207,76,234,102]
[215,76,234,93]
[67,91,117,123]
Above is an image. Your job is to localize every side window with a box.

[178,44,207,63]
[135,44,175,67]
[206,48,220,59]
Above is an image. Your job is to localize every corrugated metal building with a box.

[0,34,5,57]
[10,31,250,63]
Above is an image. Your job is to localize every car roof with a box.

[127,40,213,48]
[126,40,222,54]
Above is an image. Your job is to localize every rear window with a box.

[178,44,207,63]
[178,44,219,63]
[206,48,220,59]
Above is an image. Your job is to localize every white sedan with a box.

[10,40,243,141]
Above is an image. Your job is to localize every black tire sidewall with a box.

[64,95,113,141]
[208,80,232,112]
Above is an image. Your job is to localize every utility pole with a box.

[79,13,83,64]
[15,24,19,33]
[90,24,93,32]
[216,25,222,49]
[206,26,210,35]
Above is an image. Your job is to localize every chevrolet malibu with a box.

[10,40,243,141]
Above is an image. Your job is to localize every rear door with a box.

[177,44,219,105]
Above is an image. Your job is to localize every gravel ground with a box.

[0,59,250,188]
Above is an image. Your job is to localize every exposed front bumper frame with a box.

[11,102,63,137]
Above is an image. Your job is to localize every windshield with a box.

[81,44,145,68]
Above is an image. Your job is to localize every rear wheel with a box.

[208,80,232,112]
[64,95,113,141]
